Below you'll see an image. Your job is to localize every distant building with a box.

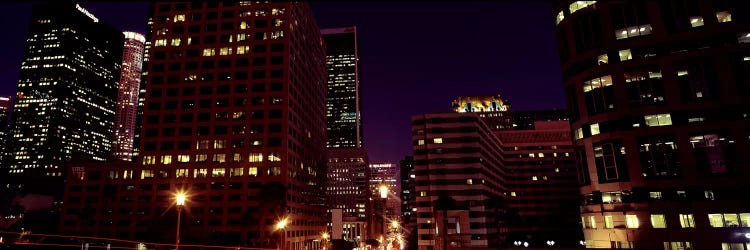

[554,0,750,249]
[111,31,146,161]
[326,148,370,242]
[5,2,123,195]
[0,96,12,163]
[511,109,569,130]
[322,27,362,148]
[369,162,400,238]
[399,156,416,233]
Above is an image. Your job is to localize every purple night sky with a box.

[0,2,565,164]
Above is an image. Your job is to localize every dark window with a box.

[572,12,603,54]
[236,58,248,66]
[252,84,266,92]
[270,56,283,65]
[197,126,210,135]
[676,59,720,102]
[205,12,218,20]
[659,0,702,32]
[254,20,268,28]
[638,136,681,179]
[235,71,248,80]
[253,44,266,53]
[270,69,283,78]
[269,109,282,118]
[221,22,233,31]
[202,60,215,69]
[204,35,217,44]
[182,88,195,96]
[253,57,266,66]
[218,59,232,68]
[179,127,192,136]
[593,140,629,183]
[583,75,616,115]
[188,25,200,33]
[185,61,198,70]
[198,99,211,108]
[690,133,736,175]
[270,82,282,91]
[200,86,212,95]
[252,70,265,79]
[625,67,666,106]
[270,43,284,52]
[575,147,590,185]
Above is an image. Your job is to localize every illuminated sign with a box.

[75,4,99,23]
[452,95,509,113]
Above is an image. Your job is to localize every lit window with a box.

[664,242,692,250]
[575,127,584,140]
[555,11,565,25]
[529,153,535,158]
[740,213,750,227]
[716,11,732,23]
[538,153,544,157]
[195,154,207,163]
[154,39,167,47]
[466,179,473,185]
[419,191,427,197]
[738,32,750,43]
[177,155,190,163]
[597,54,608,65]
[651,214,666,228]
[237,33,247,41]
[625,214,639,228]
[212,154,226,163]
[417,140,425,145]
[644,113,672,127]
[679,214,695,228]
[202,48,215,56]
[239,21,248,29]
[140,170,154,179]
[214,140,226,149]
[589,216,597,229]
[532,176,538,181]
[142,156,156,165]
[267,152,281,162]
[173,14,185,22]
[510,192,516,196]
[160,155,172,164]
[249,153,263,162]
[433,138,443,144]
[708,214,724,227]
[271,30,284,39]
[720,243,749,250]
[615,24,652,40]
[230,167,243,177]
[171,38,181,46]
[187,37,193,45]
[689,16,704,27]
[236,45,249,54]
[212,168,225,177]
[582,75,612,93]
[248,167,258,177]
[604,215,614,228]
[273,18,284,27]
[194,168,208,178]
[176,169,189,178]
[619,49,632,61]
[569,1,596,14]
[590,123,600,135]
[219,47,232,55]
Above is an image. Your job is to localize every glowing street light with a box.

[174,191,188,250]
[275,217,289,250]
[379,185,388,199]
[391,220,399,229]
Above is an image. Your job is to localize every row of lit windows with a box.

[583,212,750,229]
[142,152,280,165]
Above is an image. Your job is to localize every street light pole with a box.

[379,184,388,250]
[175,192,186,250]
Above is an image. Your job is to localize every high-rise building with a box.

[399,156,415,228]
[5,2,122,194]
[0,96,12,163]
[322,27,362,148]
[553,0,750,249]
[325,148,370,241]
[369,163,401,218]
[60,2,328,249]
[111,31,146,161]
[412,112,506,250]
[494,120,581,247]
[511,109,569,130]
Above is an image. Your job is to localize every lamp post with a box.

[379,184,388,250]
[275,217,289,250]
[321,232,329,250]
[175,192,187,250]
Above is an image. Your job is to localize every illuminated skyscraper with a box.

[111,31,146,161]
[322,27,362,148]
[0,96,12,163]
[5,2,122,193]
[60,2,328,248]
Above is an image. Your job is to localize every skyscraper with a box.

[111,31,146,161]
[61,2,328,249]
[322,27,362,148]
[326,148,370,241]
[0,96,12,164]
[5,2,122,193]
[399,156,416,243]
[553,0,750,249]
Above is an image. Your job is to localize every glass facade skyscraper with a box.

[322,27,362,148]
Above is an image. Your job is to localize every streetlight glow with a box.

[175,192,186,206]
[379,184,388,199]
[275,217,289,230]
[391,220,399,229]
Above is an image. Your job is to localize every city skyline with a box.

[0,2,566,163]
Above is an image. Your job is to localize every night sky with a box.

[0,2,565,164]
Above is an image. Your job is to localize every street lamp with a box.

[275,217,289,250]
[175,192,187,250]
[321,232,330,250]
[379,184,388,250]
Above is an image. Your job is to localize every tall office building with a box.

[494,120,581,247]
[61,2,328,249]
[412,113,506,250]
[5,2,122,194]
[325,148,370,241]
[0,96,12,164]
[111,31,146,161]
[399,156,416,228]
[553,0,750,249]
[368,162,400,239]
[322,27,362,148]
[132,15,155,162]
